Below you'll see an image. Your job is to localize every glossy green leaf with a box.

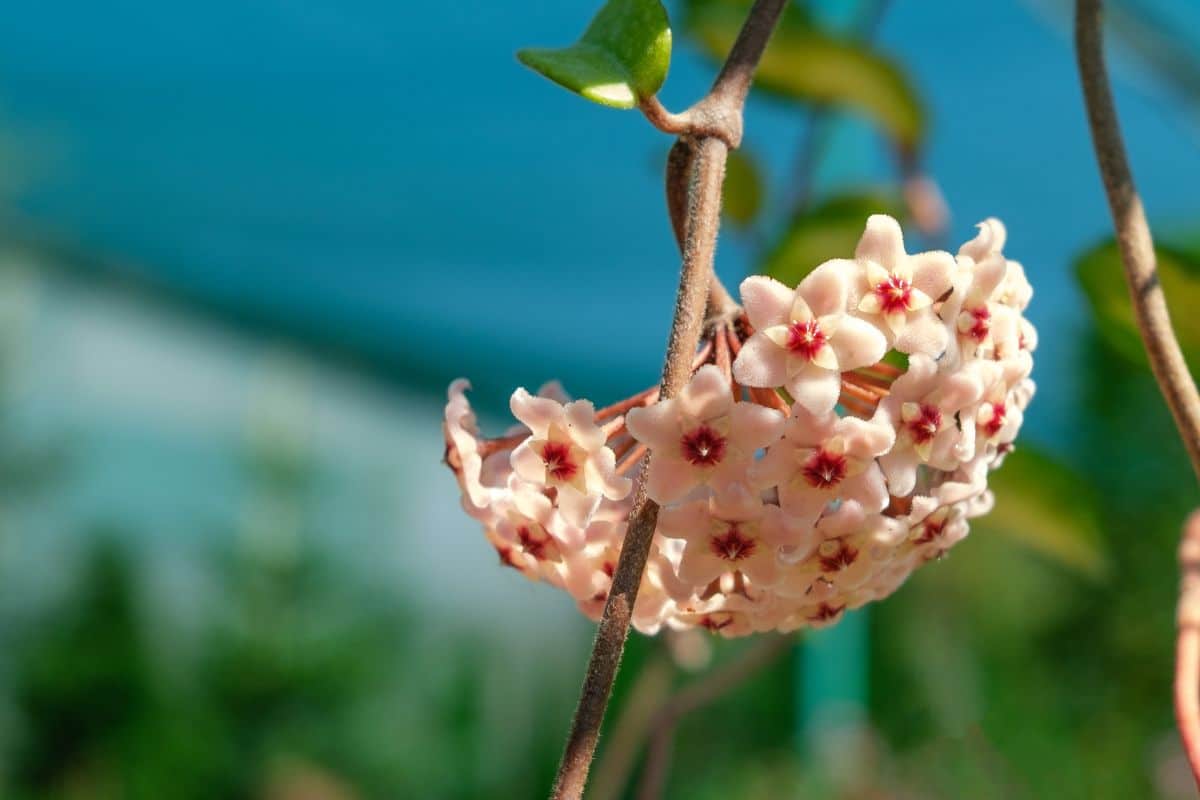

[682,0,924,150]
[1076,238,1200,370]
[517,0,672,109]
[722,149,763,228]
[974,447,1108,580]
[762,191,903,286]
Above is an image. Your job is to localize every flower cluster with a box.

[443,215,1035,636]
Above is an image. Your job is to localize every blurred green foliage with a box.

[682,0,925,152]
[1077,239,1200,374]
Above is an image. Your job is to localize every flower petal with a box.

[732,333,789,387]
[564,399,605,450]
[739,275,795,330]
[645,455,702,505]
[910,250,954,299]
[798,260,851,317]
[510,387,562,439]
[626,400,682,451]
[787,366,841,416]
[730,401,787,452]
[855,214,906,270]
[829,315,887,370]
[893,311,949,357]
[679,365,733,422]
[510,440,546,485]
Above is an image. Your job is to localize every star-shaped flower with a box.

[852,215,954,356]
[625,365,786,505]
[656,483,794,590]
[733,267,887,414]
[874,354,986,495]
[749,405,894,524]
[509,388,631,526]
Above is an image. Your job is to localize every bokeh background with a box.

[0,1,1198,798]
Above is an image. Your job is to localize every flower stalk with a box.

[1074,0,1200,788]
[549,3,788,797]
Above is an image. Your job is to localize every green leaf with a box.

[974,447,1108,580]
[1076,238,1200,371]
[517,0,672,110]
[762,191,903,285]
[722,149,763,228]
[682,0,925,151]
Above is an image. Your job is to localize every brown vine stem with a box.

[636,634,793,800]
[1075,0,1200,788]
[1074,0,1200,482]
[549,2,787,798]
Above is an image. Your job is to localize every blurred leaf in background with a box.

[682,0,925,154]
[762,190,904,285]
[1076,239,1200,374]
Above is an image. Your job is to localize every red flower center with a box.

[709,524,756,562]
[981,402,1007,438]
[540,441,578,482]
[699,614,733,632]
[785,319,827,360]
[681,425,728,466]
[802,448,848,489]
[495,544,522,570]
[874,274,915,314]
[818,540,859,572]
[912,516,947,545]
[517,525,555,560]
[906,403,942,444]
[964,305,991,342]
[808,602,845,622]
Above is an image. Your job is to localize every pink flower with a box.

[625,365,785,504]
[852,215,954,357]
[443,213,1036,636]
[973,366,1024,451]
[509,388,631,526]
[485,490,567,586]
[656,483,792,589]
[750,405,894,524]
[443,379,509,512]
[733,268,887,414]
[941,219,1011,363]
[875,354,986,495]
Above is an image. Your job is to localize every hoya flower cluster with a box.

[443,215,1035,636]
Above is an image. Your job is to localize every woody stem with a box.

[549,3,788,798]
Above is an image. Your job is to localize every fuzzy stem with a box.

[550,136,726,800]
[1074,0,1200,482]
[1076,1,1200,787]
[548,4,787,798]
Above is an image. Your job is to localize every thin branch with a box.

[1177,511,1200,791]
[549,3,788,797]
[637,635,793,800]
[550,132,726,800]
[1076,0,1200,788]
[1074,0,1200,483]
[704,0,790,134]
[639,96,692,136]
